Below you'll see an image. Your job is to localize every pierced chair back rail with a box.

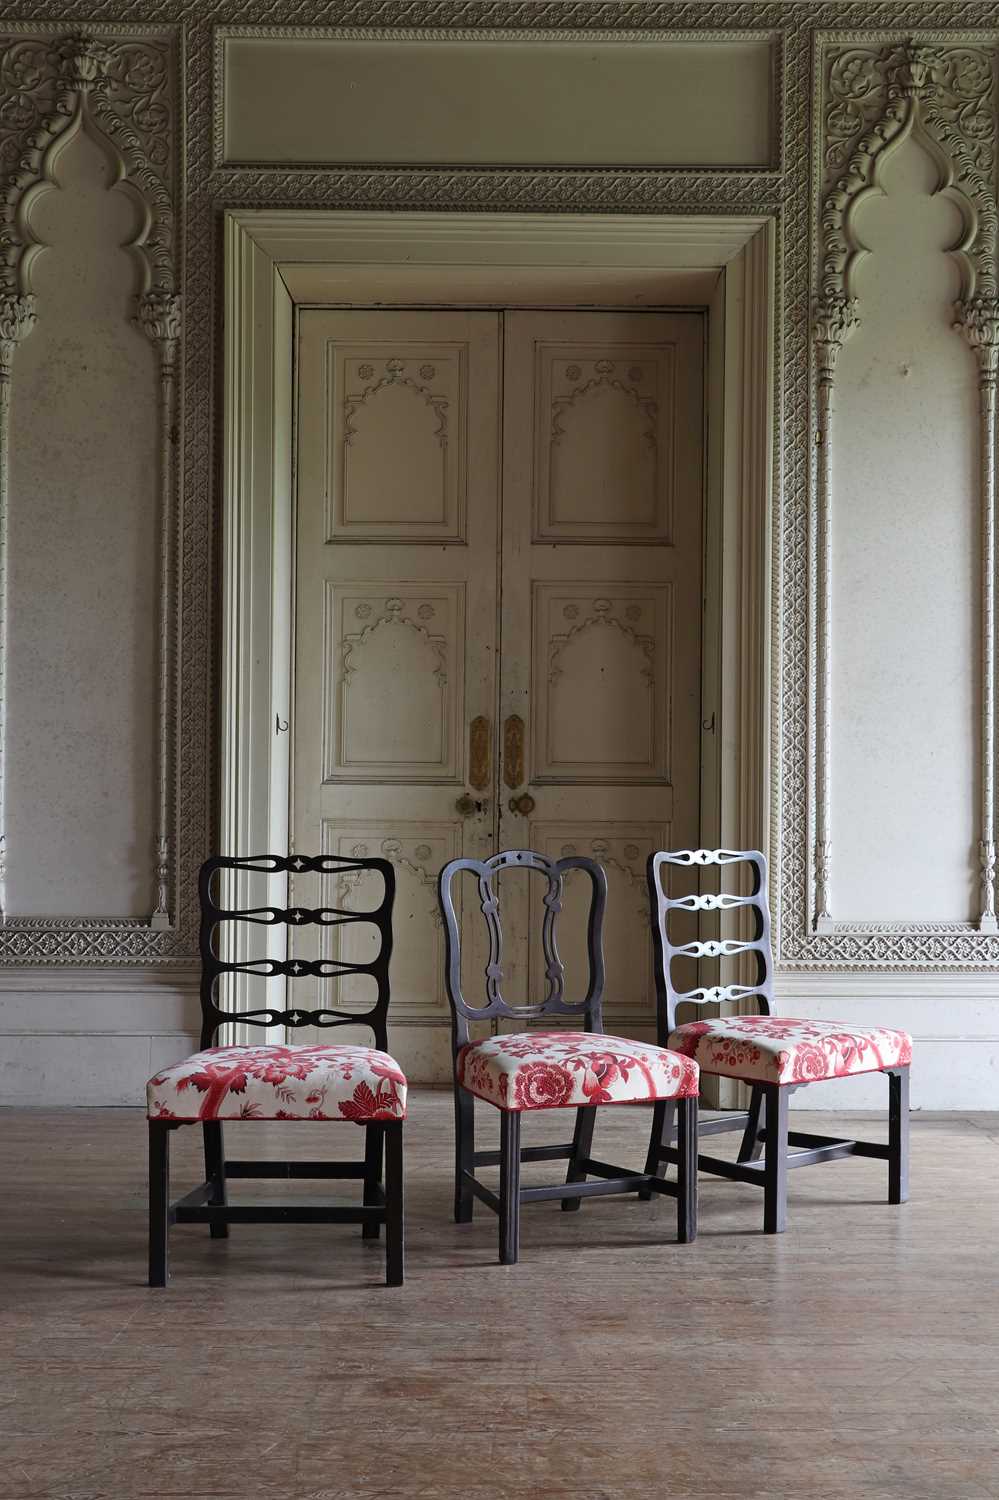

[438,851,607,1042]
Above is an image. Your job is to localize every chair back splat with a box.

[647,848,775,1041]
[438,850,606,1050]
[198,854,395,1051]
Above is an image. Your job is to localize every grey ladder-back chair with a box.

[439,849,700,1265]
[146,853,406,1287]
[644,848,911,1233]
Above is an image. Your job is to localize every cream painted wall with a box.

[1,13,998,1111]
[8,128,159,918]
[832,138,978,923]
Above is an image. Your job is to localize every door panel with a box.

[500,311,704,1037]
[294,311,500,1070]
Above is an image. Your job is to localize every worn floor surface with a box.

[0,1094,997,1500]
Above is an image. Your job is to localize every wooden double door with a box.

[293,307,704,1075]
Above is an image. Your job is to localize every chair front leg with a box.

[737,1086,766,1163]
[676,1095,698,1244]
[888,1067,910,1205]
[638,1100,676,1202]
[384,1122,404,1287]
[149,1122,172,1287]
[499,1111,522,1265]
[363,1122,384,1240]
[763,1084,789,1234]
[202,1121,228,1239]
[562,1106,596,1211]
[454,1083,475,1224]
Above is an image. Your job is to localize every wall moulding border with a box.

[807,28,999,960]
[0,20,185,961]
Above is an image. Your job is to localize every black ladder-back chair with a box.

[147,853,404,1285]
[645,848,910,1233]
[439,850,699,1264]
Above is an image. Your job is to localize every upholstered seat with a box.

[147,1043,407,1124]
[668,1015,912,1088]
[457,1030,699,1112]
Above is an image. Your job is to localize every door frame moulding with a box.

[221,208,775,1025]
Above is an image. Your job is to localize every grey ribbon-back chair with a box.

[439,849,700,1264]
[645,847,911,1233]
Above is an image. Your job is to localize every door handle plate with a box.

[503,714,525,790]
[469,715,491,792]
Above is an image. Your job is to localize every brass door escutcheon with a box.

[469,715,491,791]
[455,793,478,818]
[508,792,536,817]
[503,714,525,790]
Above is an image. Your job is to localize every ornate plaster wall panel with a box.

[530,822,667,1021]
[531,583,671,785]
[2,2,999,990]
[0,24,181,957]
[322,583,466,784]
[217,28,777,169]
[533,343,674,545]
[810,31,999,958]
[321,819,458,1018]
[326,342,468,544]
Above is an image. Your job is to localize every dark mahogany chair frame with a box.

[439,849,697,1264]
[643,848,909,1233]
[148,853,404,1286]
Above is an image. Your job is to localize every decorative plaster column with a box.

[0,294,37,921]
[811,292,859,932]
[956,296,999,934]
[137,290,182,930]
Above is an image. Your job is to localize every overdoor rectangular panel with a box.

[326,342,468,543]
[529,823,668,1020]
[531,582,672,784]
[533,343,675,544]
[322,582,466,784]
[320,821,459,1018]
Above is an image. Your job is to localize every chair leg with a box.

[454,1083,475,1224]
[562,1106,596,1211]
[638,1100,676,1202]
[675,1095,698,1244]
[149,1122,171,1287]
[363,1122,384,1240]
[384,1122,404,1287]
[202,1121,228,1239]
[888,1066,910,1205]
[763,1084,789,1234]
[737,1086,766,1163]
[499,1111,522,1265]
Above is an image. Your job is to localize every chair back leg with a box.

[499,1111,522,1265]
[202,1121,228,1239]
[454,1084,476,1224]
[763,1084,790,1234]
[737,1086,766,1163]
[676,1096,698,1243]
[384,1121,405,1286]
[363,1123,385,1240]
[888,1067,910,1205]
[562,1106,596,1211]
[639,1100,676,1201]
[149,1122,172,1287]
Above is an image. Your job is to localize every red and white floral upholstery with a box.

[668,1015,912,1087]
[456,1030,699,1112]
[147,1043,407,1123]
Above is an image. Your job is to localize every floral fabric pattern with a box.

[456,1030,699,1113]
[146,1043,407,1123]
[668,1016,912,1087]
